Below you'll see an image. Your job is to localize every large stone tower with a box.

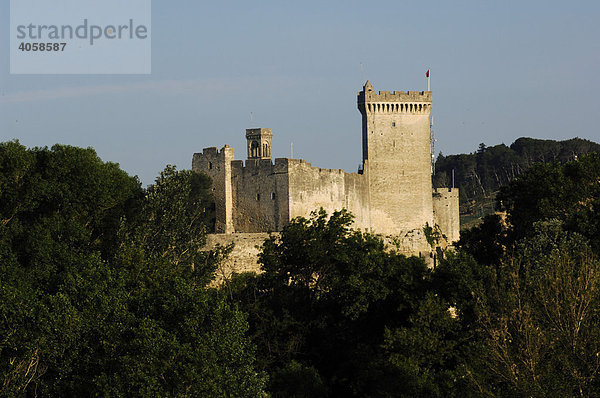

[358,81,434,234]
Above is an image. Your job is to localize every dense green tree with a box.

[445,153,600,396]
[0,141,143,395]
[455,214,508,266]
[466,223,600,397]
[497,153,600,252]
[457,153,600,262]
[0,142,265,397]
[0,141,143,268]
[118,165,217,283]
[230,209,466,397]
[432,251,493,325]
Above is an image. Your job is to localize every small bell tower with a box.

[246,128,273,160]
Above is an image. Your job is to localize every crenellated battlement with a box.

[287,158,347,176]
[357,81,432,115]
[358,81,431,101]
[201,147,219,156]
[359,90,432,102]
[226,156,350,178]
[192,134,367,180]
[228,157,289,176]
[193,145,234,162]
[192,146,235,176]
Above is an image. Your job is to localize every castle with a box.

[193,82,459,275]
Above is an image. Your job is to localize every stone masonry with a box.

[194,82,460,276]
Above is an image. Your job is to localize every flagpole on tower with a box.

[427,68,434,175]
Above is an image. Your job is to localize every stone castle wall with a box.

[230,158,290,232]
[287,159,370,230]
[205,233,272,285]
[193,150,373,234]
[204,230,434,286]
[193,82,461,278]
[433,188,460,244]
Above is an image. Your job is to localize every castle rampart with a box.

[195,81,460,275]
[286,158,370,230]
[206,233,273,285]
[433,188,460,245]
[193,152,373,234]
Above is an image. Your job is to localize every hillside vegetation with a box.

[434,137,600,228]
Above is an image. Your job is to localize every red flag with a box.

[426,69,430,78]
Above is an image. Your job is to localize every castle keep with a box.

[193,82,459,267]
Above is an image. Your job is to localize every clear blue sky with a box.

[1,0,599,185]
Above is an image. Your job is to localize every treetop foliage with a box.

[0,141,266,397]
[229,209,465,397]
